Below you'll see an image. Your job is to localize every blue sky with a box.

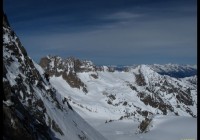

[4,0,197,65]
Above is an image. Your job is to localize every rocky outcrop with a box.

[137,117,152,133]
[39,56,91,93]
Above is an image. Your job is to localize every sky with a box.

[3,0,197,65]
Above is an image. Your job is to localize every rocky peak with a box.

[3,13,55,139]
[40,55,95,74]
[39,56,97,93]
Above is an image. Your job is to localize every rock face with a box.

[3,13,54,140]
[39,56,94,93]
[3,13,107,140]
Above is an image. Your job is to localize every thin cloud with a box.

[102,12,143,20]
[4,0,197,65]
[21,14,196,64]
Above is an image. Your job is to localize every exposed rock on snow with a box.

[41,55,197,124]
[3,13,107,140]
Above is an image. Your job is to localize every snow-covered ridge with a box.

[3,13,107,140]
[40,55,197,79]
[110,63,197,78]
[148,63,197,78]
[41,56,197,140]
[41,56,197,124]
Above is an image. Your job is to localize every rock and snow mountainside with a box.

[3,14,107,140]
[40,57,197,140]
[40,56,197,125]
[111,64,197,78]
[148,64,197,78]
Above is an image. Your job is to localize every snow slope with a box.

[48,63,197,121]
[90,115,197,140]
[40,56,197,140]
[3,13,107,140]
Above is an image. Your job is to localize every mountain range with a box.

[3,13,197,140]
[39,56,197,122]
